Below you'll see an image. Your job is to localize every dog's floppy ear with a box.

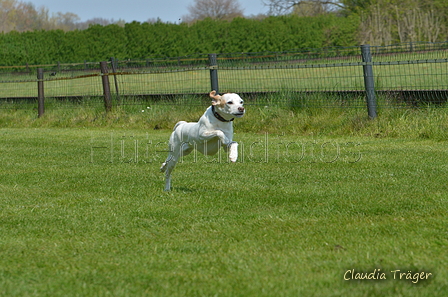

[210,90,225,106]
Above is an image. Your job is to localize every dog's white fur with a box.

[160,90,245,191]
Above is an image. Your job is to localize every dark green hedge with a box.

[0,14,360,65]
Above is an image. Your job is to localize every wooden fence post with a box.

[100,61,112,112]
[37,68,45,118]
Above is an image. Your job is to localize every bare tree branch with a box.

[263,0,344,16]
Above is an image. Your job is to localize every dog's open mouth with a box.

[233,113,245,117]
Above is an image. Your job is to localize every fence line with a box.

[1,42,448,118]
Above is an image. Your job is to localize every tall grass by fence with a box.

[1,41,448,117]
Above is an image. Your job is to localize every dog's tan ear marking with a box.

[210,90,224,106]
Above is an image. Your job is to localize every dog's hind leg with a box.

[160,137,177,191]
[161,150,177,191]
[160,141,193,191]
[161,122,197,191]
[161,162,175,191]
[160,153,173,191]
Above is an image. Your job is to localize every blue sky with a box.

[28,0,269,23]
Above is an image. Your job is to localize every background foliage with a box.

[0,14,359,65]
[0,0,447,65]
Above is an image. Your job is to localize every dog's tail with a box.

[173,121,187,131]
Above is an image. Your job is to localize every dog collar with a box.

[212,105,234,122]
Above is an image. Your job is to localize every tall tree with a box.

[0,0,125,32]
[184,0,244,22]
[357,0,446,45]
[0,0,17,32]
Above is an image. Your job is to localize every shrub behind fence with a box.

[1,41,448,118]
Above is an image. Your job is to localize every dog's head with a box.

[209,90,245,119]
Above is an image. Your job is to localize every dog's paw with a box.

[228,142,238,162]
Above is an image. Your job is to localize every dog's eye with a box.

[227,101,233,105]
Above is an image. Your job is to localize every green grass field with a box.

[1,102,447,296]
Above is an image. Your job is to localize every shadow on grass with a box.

[171,186,198,193]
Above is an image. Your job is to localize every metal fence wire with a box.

[1,41,448,113]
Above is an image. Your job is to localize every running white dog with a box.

[160,90,245,191]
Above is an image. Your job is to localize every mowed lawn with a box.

[0,128,447,296]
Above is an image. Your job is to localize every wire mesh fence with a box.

[1,41,448,114]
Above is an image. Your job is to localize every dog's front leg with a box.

[227,142,238,163]
[201,130,231,145]
[201,130,239,162]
